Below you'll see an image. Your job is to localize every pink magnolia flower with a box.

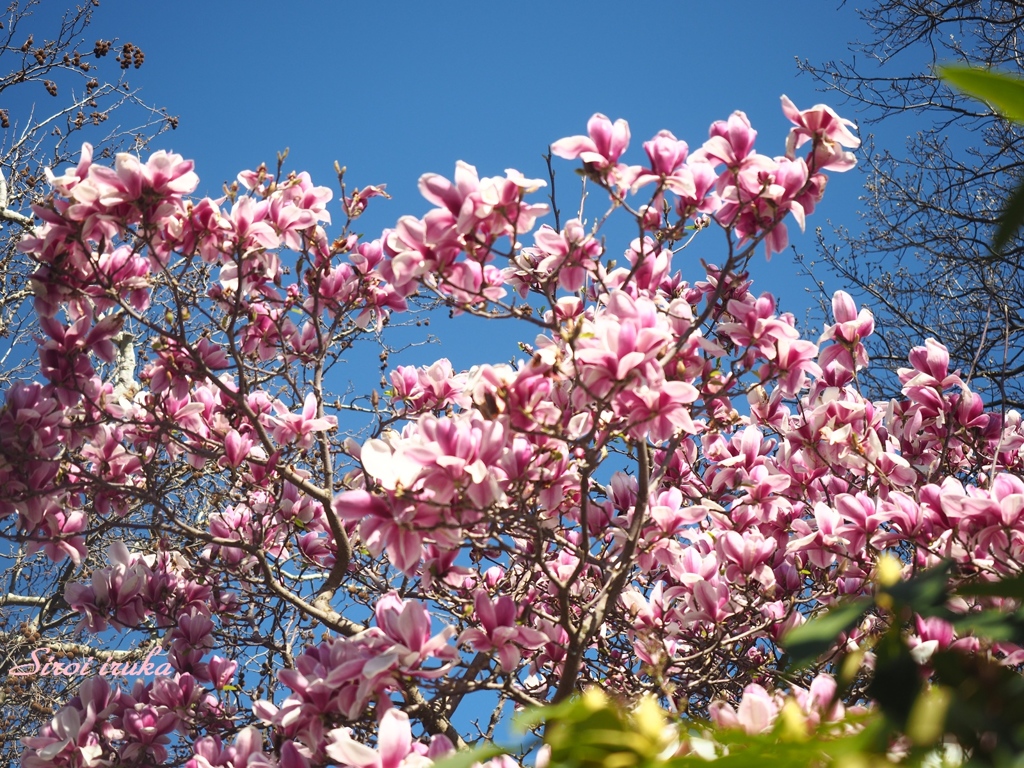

[573,293,672,396]
[827,291,873,340]
[898,338,963,391]
[693,110,757,168]
[781,94,860,172]
[551,113,631,175]
[221,429,254,468]
[458,591,548,671]
[616,381,698,442]
[26,507,88,565]
[389,359,468,414]
[207,656,238,690]
[325,709,427,768]
[675,159,720,219]
[187,726,279,768]
[628,130,696,199]
[791,674,845,727]
[120,704,178,763]
[718,528,778,590]
[258,629,400,728]
[512,219,603,293]
[268,393,338,450]
[52,143,198,209]
[709,683,780,734]
[65,542,148,632]
[168,605,216,678]
[419,161,547,241]
[711,153,815,257]
[332,489,428,575]
[374,592,457,676]
[21,707,106,768]
[816,292,873,386]
[773,336,822,395]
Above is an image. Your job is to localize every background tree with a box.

[797,0,1024,410]
[5,85,1024,767]
[0,1,175,760]
[0,0,175,378]
[0,96,862,766]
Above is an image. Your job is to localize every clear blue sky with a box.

[12,0,883,373]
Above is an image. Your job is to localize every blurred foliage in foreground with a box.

[446,560,1024,768]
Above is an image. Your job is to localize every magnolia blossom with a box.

[550,113,631,173]
[268,392,338,450]
[781,94,860,171]
[325,709,451,768]
[13,98,1024,768]
[458,591,548,671]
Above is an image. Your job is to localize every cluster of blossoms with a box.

[708,673,849,735]
[21,672,235,767]
[3,95,1020,767]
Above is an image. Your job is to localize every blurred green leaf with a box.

[663,715,886,768]
[783,598,872,670]
[930,652,1024,763]
[991,179,1024,255]
[525,690,675,768]
[884,561,953,614]
[430,743,508,768]
[869,631,922,729]
[957,572,1024,599]
[938,65,1024,122]
[950,610,1024,643]
[938,65,1024,254]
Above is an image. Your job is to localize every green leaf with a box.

[430,743,508,768]
[992,177,1024,254]
[957,572,1024,600]
[514,692,617,734]
[884,561,952,613]
[662,715,887,768]
[938,65,1024,123]
[868,632,922,728]
[782,598,872,670]
[949,610,1024,643]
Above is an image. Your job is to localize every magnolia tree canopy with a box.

[1,93,1020,768]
